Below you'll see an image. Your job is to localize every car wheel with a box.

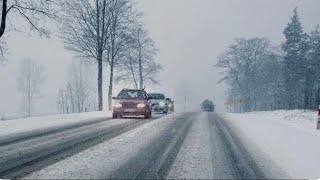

[112,113,117,119]
[145,108,152,119]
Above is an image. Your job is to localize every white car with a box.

[148,93,168,114]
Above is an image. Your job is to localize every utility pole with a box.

[184,88,188,112]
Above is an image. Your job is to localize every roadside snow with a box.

[26,114,180,179]
[223,110,320,179]
[229,110,317,130]
[0,111,112,138]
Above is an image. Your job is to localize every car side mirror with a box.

[112,97,117,100]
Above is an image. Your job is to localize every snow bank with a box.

[0,111,112,142]
[223,110,320,179]
[227,110,318,130]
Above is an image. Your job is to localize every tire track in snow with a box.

[0,117,112,146]
[166,113,214,179]
[0,118,153,178]
[108,112,195,179]
[209,113,266,179]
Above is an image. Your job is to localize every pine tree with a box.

[309,25,320,108]
[282,8,309,110]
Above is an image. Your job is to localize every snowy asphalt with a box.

[1,112,267,179]
[0,117,153,178]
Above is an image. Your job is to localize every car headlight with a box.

[159,101,165,107]
[137,103,145,108]
[114,103,122,108]
[168,103,173,108]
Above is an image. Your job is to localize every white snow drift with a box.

[0,111,112,138]
[223,110,320,179]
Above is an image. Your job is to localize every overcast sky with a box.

[1,0,320,116]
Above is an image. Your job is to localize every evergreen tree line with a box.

[216,8,320,112]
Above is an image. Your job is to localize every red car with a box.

[112,89,152,119]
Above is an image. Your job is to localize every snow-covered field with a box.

[223,110,320,179]
[0,111,112,141]
[227,110,318,130]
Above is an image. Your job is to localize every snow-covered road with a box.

[24,113,265,179]
[1,111,319,179]
[0,116,155,178]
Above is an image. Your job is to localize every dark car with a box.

[201,99,215,112]
[112,89,152,119]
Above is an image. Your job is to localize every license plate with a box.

[124,109,136,112]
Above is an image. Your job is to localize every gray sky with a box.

[1,0,320,116]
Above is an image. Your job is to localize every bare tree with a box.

[0,0,57,61]
[59,0,109,111]
[68,60,96,112]
[60,0,140,111]
[56,60,97,114]
[115,50,139,88]
[17,59,46,117]
[56,89,69,114]
[116,24,161,89]
[0,0,56,38]
[104,0,141,110]
[0,37,6,62]
[216,37,278,112]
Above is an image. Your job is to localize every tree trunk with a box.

[68,84,75,113]
[108,64,114,111]
[27,63,31,117]
[316,87,320,109]
[130,66,138,89]
[0,0,7,38]
[129,58,138,89]
[28,95,31,117]
[97,51,103,111]
[138,46,143,89]
[304,79,308,111]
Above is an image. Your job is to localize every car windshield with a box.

[149,93,165,99]
[117,90,145,99]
